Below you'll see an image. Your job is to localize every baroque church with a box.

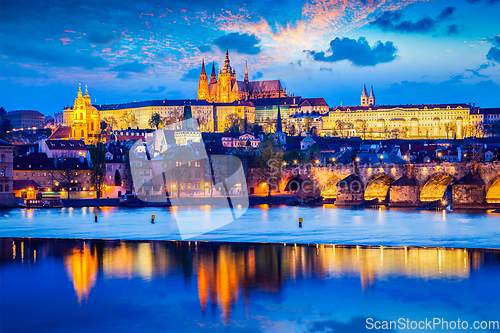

[69,84,101,144]
[197,49,286,103]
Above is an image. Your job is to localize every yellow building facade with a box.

[68,84,101,144]
[323,103,473,139]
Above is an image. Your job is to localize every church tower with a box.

[210,61,217,84]
[71,84,100,144]
[368,86,375,106]
[244,61,249,85]
[217,48,236,103]
[197,59,209,101]
[361,85,369,106]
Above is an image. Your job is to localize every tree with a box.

[358,120,368,140]
[88,142,107,198]
[334,120,345,138]
[148,112,162,129]
[0,119,12,140]
[120,111,138,129]
[103,117,118,130]
[114,169,122,186]
[444,122,456,139]
[225,113,242,133]
[263,117,275,134]
[304,116,313,133]
[285,121,296,136]
[52,159,82,200]
[251,124,261,138]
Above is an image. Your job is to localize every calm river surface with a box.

[0,206,499,248]
[1,238,499,332]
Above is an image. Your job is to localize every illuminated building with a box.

[1,110,45,130]
[197,49,286,103]
[322,86,474,139]
[66,84,101,144]
[0,140,15,206]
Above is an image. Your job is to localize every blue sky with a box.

[0,0,499,115]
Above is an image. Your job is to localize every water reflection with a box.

[2,238,498,326]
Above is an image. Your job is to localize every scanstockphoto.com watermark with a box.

[366,318,500,330]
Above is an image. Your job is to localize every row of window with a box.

[0,184,9,192]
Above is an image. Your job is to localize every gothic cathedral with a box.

[197,49,286,103]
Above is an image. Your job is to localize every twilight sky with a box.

[0,0,499,115]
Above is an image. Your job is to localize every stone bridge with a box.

[280,161,500,209]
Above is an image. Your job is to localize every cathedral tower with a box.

[217,48,236,103]
[361,85,369,106]
[210,61,217,84]
[197,59,209,101]
[368,86,375,106]
[244,61,249,85]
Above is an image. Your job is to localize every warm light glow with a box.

[355,157,360,162]
[315,160,320,164]
[294,160,298,164]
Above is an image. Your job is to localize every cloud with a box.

[370,7,455,34]
[466,63,490,78]
[87,30,122,45]
[213,33,261,55]
[437,6,455,20]
[306,37,397,67]
[197,44,212,53]
[486,35,500,63]
[117,72,131,79]
[111,61,149,73]
[181,67,201,82]
[142,86,166,94]
[446,24,462,35]
[320,67,333,72]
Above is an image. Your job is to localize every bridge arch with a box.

[364,174,395,201]
[284,177,303,192]
[420,173,455,202]
[486,173,500,204]
[320,173,342,198]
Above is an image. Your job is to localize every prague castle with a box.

[197,49,286,103]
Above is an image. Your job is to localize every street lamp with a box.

[379,155,383,164]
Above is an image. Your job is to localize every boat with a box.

[20,199,64,208]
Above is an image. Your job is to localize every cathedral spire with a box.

[362,84,368,97]
[85,85,89,97]
[210,61,217,84]
[244,61,249,84]
[78,83,82,98]
[201,59,206,75]
[223,47,231,73]
[369,85,374,98]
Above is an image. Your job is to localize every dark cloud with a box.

[87,30,122,45]
[306,37,397,67]
[181,67,202,82]
[213,33,261,55]
[197,44,212,53]
[446,24,462,35]
[486,36,500,63]
[142,86,166,94]
[111,61,148,73]
[437,6,455,20]
[371,7,455,34]
[117,72,131,79]
[466,63,490,78]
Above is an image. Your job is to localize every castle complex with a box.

[197,49,285,103]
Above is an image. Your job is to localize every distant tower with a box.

[210,61,217,84]
[217,48,236,103]
[71,84,100,144]
[197,59,209,101]
[244,61,249,85]
[361,85,369,106]
[368,86,375,106]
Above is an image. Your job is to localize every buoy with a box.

[94,212,98,222]
[151,215,155,223]
[299,217,303,228]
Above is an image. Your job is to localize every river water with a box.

[1,238,499,332]
[0,206,499,248]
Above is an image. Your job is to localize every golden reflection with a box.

[9,239,492,324]
[64,243,98,304]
